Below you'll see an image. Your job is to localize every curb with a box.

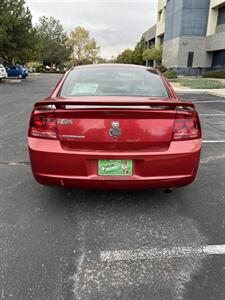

[0,78,22,83]
[207,90,225,99]
[174,88,225,98]
[174,89,209,94]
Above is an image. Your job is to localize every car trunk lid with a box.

[35,97,195,151]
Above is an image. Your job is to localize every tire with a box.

[18,74,22,79]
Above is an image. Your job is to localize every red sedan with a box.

[28,64,202,190]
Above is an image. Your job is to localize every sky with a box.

[26,0,158,59]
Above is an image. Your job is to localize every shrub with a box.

[164,70,177,79]
[27,62,42,69]
[143,46,162,62]
[156,65,167,73]
[203,70,225,79]
[35,65,66,74]
[36,65,48,73]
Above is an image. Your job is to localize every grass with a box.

[168,78,225,89]
[167,78,179,83]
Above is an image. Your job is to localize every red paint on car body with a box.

[28,64,202,189]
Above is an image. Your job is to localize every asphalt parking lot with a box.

[0,74,225,300]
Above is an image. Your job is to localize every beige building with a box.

[143,0,225,74]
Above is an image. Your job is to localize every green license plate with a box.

[98,160,133,176]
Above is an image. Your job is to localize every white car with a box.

[0,64,7,79]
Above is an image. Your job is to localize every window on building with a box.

[212,50,225,67]
[187,52,194,68]
[217,6,225,26]
[159,35,164,45]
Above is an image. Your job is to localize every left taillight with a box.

[29,112,58,139]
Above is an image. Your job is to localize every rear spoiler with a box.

[35,100,195,110]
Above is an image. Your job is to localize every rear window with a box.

[60,67,168,98]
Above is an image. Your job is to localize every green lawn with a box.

[169,78,225,89]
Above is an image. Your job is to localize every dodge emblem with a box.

[109,121,121,138]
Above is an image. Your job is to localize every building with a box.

[143,0,225,74]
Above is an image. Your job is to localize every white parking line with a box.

[195,100,225,104]
[0,161,30,166]
[100,245,225,262]
[199,114,225,116]
[201,153,225,164]
[203,141,225,144]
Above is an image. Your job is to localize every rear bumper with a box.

[28,138,202,189]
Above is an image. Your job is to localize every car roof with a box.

[73,63,156,72]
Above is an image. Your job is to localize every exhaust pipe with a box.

[164,188,173,194]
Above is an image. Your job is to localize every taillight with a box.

[29,113,58,139]
[172,111,201,141]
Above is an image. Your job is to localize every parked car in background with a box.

[0,64,7,79]
[20,66,29,77]
[28,64,202,190]
[7,66,28,79]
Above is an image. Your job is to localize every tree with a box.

[116,49,134,64]
[67,26,100,66]
[0,0,38,64]
[95,57,108,64]
[108,56,117,63]
[36,16,72,67]
[143,46,163,63]
[132,37,145,65]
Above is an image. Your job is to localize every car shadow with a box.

[40,185,186,227]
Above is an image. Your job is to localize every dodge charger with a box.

[28,64,202,190]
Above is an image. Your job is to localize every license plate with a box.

[98,160,133,176]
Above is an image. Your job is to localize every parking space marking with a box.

[203,141,225,144]
[194,100,225,104]
[0,161,30,166]
[201,153,225,164]
[199,114,225,116]
[100,245,225,262]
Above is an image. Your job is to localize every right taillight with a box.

[29,112,58,139]
[172,111,201,141]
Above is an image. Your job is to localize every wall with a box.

[206,30,225,51]
[162,0,213,70]
[178,37,211,68]
[143,25,156,42]
[164,0,210,41]
[162,37,180,67]
[156,0,166,42]
[207,0,225,35]
[163,36,213,68]
[156,0,225,71]
[164,0,183,41]
[182,0,211,36]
